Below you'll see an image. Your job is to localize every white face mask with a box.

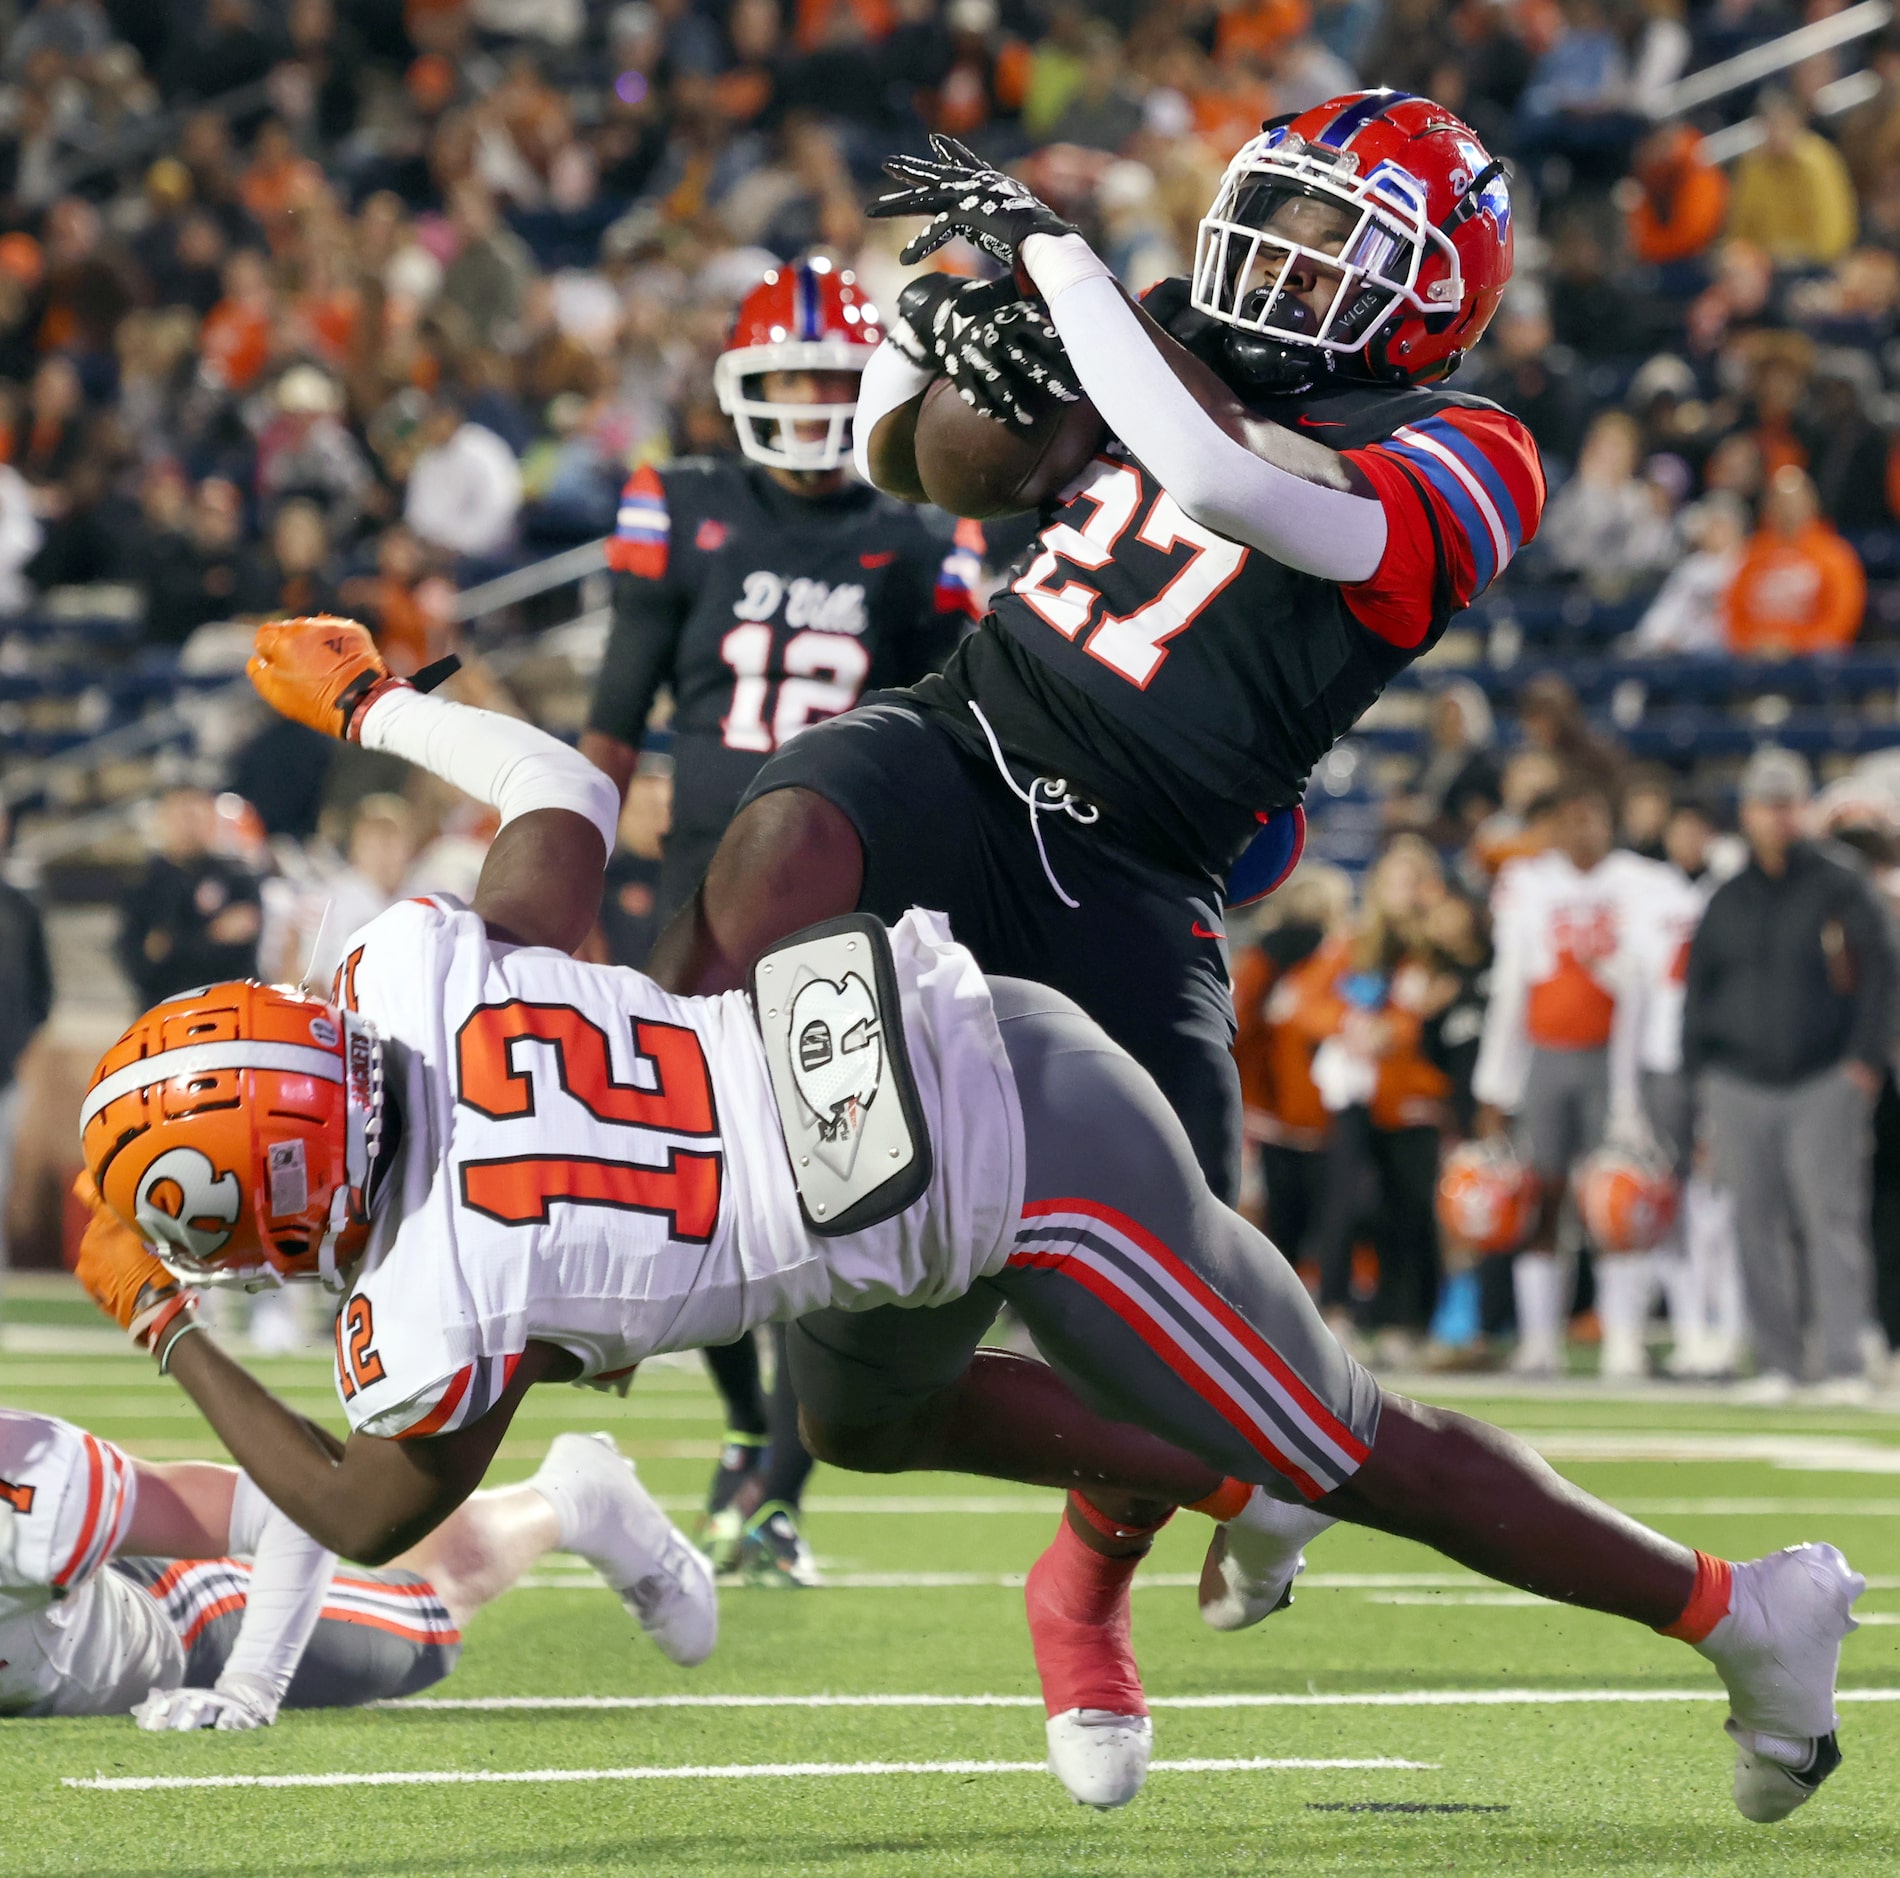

[713,341,867,472]
[1191,132,1462,364]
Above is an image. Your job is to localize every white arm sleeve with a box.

[853,342,936,489]
[1019,233,1388,582]
[357,686,619,857]
[218,1473,335,1707]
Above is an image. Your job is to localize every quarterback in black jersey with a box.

[582,258,981,926]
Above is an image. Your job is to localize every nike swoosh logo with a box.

[1295,417,1346,430]
[1191,920,1225,941]
[859,551,896,568]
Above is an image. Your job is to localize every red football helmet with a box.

[80,982,386,1291]
[1576,1142,1679,1254]
[1436,1139,1538,1255]
[1191,90,1513,391]
[713,255,884,472]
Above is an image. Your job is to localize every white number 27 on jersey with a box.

[1010,461,1247,689]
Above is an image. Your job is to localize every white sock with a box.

[1232,1485,1337,1553]
[1595,1252,1652,1342]
[1513,1251,1565,1360]
[529,1438,670,1587]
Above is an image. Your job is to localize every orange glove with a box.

[73,1175,195,1353]
[247,617,408,742]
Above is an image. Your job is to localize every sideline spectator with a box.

[1626,122,1728,267]
[1386,682,1502,848]
[1633,493,1748,655]
[1727,90,1859,267]
[1687,747,1899,1401]
[115,786,263,1008]
[404,398,523,561]
[1725,467,1866,658]
[1233,864,1354,1259]
[1538,412,1677,596]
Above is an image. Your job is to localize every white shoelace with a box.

[967,700,1099,909]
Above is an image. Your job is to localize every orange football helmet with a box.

[1576,1143,1679,1254]
[80,982,385,1290]
[1436,1139,1538,1255]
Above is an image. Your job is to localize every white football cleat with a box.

[1694,1542,1863,1823]
[1726,1723,1844,1824]
[533,1432,719,1667]
[1045,1708,1153,1809]
[1198,1488,1336,1632]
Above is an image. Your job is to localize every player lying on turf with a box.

[0,1406,711,1722]
[74,619,1860,1823]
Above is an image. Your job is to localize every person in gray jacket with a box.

[1684,748,1900,1402]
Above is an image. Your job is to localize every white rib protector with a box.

[1020,233,1388,582]
[358,686,620,857]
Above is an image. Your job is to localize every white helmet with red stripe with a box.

[1576,1141,1679,1254]
[713,255,884,472]
[1435,1139,1538,1255]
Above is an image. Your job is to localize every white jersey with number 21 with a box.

[333,899,1024,1439]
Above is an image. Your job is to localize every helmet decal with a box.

[136,1146,241,1264]
[83,981,383,1292]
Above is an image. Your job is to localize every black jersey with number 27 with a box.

[917,278,1546,881]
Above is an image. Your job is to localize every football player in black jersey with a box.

[641,94,1548,1793]
[582,257,983,1584]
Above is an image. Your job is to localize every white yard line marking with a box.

[517,1568,1900,1594]
[378,1689,1900,1713]
[65,1756,1435,1793]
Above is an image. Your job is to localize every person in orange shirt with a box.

[1298,840,1455,1353]
[199,249,277,395]
[1627,124,1729,266]
[1725,466,1866,657]
[1233,866,1354,1262]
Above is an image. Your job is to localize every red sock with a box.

[1187,1477,1252,1523]
[1024,1514,1148,1719]
[1658,1550,1735,1643]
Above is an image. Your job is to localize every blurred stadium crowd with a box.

[9,0,1900,1385]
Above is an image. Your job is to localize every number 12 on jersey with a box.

[454,1003,724,1242]
[1011,460,1246,688]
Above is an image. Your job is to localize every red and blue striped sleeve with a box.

[1341,407,1545,647]
[934,516,987,618]
[605,464,670,579]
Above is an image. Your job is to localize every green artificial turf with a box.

[4,1297,1899,1875]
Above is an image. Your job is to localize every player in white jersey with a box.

[1627,805,1746,1378]
[0,1408,708,1720]
[1473,775,1675,1377]
[70,617,1861,1823]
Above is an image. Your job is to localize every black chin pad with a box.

[1222,329,1321,394]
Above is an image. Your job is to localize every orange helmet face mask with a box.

[81,981,386,1291]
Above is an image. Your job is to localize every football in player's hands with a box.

[911,372,1105,520]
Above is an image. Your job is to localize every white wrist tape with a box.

[358,686,619,857]
[853,341,937,487]
[1020,231,1113,299]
